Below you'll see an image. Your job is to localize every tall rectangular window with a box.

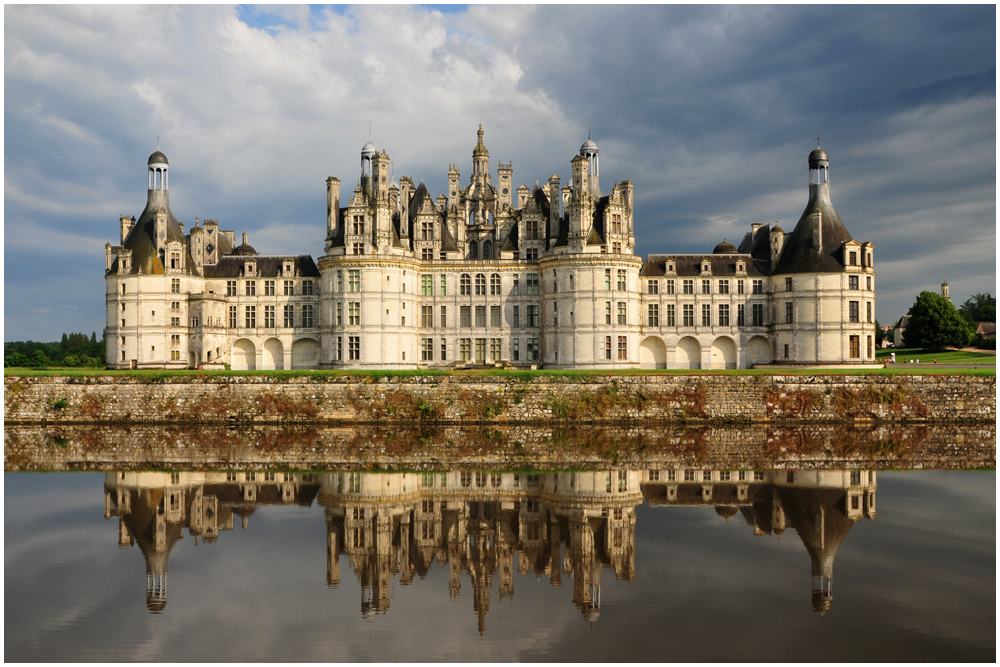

[718,280,729,294]
[245,305,256,328]
[605,269,612,290]
[348,336,360,360]
[702,303,712,326]
[867,302,872,323]
[849,301,859,323]
[421,305,434,328]
[786,302,794,324]
[303,280,314,295]
[605,302,612,325]
[245,280,256,296]
[475,274,486,295]
[512,338,519,361]
[849,275,859,290]
[849,251,857,266]
[475,306,486,327]
[336,302,343,326]
[850,335,860,358]
[440,338,447,361]
[718,303,730,326]
[421,338,433,361]
[617,302,627,325]
[171,278,180,294]
[737,279,744,295]
[647,279,659,294]
[264,305,275,328]
[348,270,360,292]
[604,336,612,359]
[512,274,519,295]
[264,280,274,296]
[702,279,711,294]
[335,337,343,361]
[527,338,539,361]
[490,273,501,295]
[512,305,520,327]
[648,303,659,326]
[867,335,873,358]
[490,338,501,362]
[461,306,471,328]
[667,304,675,326]
[421,275,433,296]
[440,306,447,327]
[683,304,694,326]
[867,276,872,291]
[666,279,675,294]
[617,336,627,360]
[617,269,627,291]
[752,279,763,294]
[441,274,447,296]
[229,305,237,328]
[737,303,745,326]
[527,305,539,327]
[301,304,314,327]
[785,277,793,292]
[683,279,694,294]
[491,305,501,328]
[284,304,294,327]
[460,338,471,361]
[337,271,343,292]
[461,274,471,295]
[526,273,539,295]
[752,303,765,326]
[226,280,237,296]
[349,302,360,326]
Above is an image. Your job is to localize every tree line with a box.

[5,332,106,368]
[903,292,995,352]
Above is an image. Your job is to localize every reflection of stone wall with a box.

[6,424,995,472]
[4,374,995,426]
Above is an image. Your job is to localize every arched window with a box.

[469,240,478,260]
[475,273,486,296]
[460,274,471,295]
[490,273,501,295]
[483,240,493,259]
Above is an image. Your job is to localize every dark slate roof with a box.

[553,212,569,247]
[328,208,347,248]
[111,193,193,275]
[233,242,258,256]
[737,224,780,276]
[587,196,609,246]
[640,253,762,277]
[408,182,429,226]
[500,221,519,252]
[203,255,320,278]
[440,218,459,252]
[772,190,855,275]
[713,240,738,254]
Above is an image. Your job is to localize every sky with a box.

[4,4,996,341]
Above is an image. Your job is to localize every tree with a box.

[959,292,996,323]
[874,319,884,347]
[30,350,51,368]
[903,291,975,351]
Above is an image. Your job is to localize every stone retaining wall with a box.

[4,373,995,425]
[5,424,994,472]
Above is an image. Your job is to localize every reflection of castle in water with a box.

[104,467,876,623]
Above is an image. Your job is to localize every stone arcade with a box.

[106,129,876,369]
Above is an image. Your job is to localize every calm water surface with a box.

[4,468,994,661]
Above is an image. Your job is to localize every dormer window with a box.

[849,251,857,266]
[245,262,256,275]
[737,262,745,272]
[284,263,292,274]
[170,252,180,269]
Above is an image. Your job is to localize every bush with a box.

[976,337,996,350]
[5,352,30,368]
[62,355,80,367]
[31,350,51,368]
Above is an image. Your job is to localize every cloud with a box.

[3,4,995,340]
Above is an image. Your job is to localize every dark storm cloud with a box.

[4,5,994,339]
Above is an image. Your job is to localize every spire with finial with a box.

[815,135,822,148]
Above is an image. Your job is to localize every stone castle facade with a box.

[106,128,876,369]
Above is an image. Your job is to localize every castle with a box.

[105,128,877,369]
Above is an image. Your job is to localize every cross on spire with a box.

[588,122,591,140]
[157,135,160,151]
[815,135,822,148]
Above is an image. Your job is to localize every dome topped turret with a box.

[147,150,168,165]
[580,139,598,154]
[713,239,738,255]
[361,140,378,159]
[808,147,829,166]
[233,230,258,256]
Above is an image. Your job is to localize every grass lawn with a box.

[4,365,994,379]
[876,348,995,365]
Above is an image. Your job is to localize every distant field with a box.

[876,348,995,365]
[4,365,994,379]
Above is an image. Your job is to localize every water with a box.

[5,463,994,661]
